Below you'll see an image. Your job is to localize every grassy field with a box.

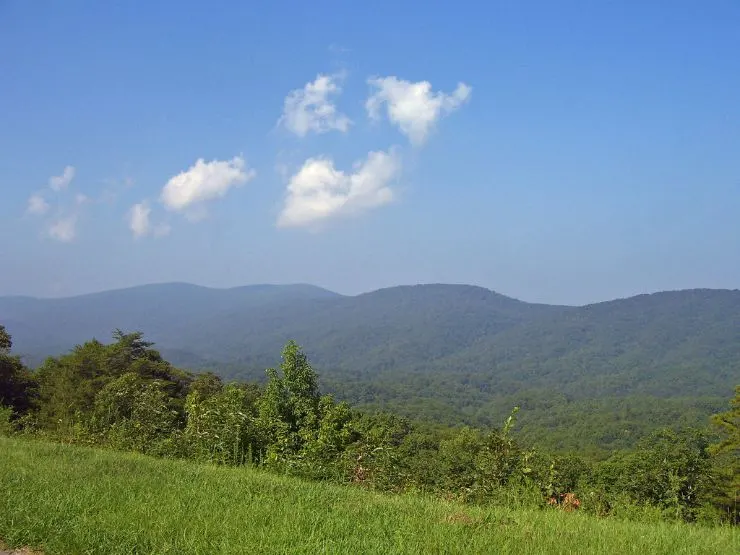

[0,437,737,554]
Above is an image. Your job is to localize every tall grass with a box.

[0,437,736,554]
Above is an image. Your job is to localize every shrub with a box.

[0,405,13,436]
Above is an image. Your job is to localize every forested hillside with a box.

[1,326,738,526]
[2,283,738,450]
[1,282,339,365]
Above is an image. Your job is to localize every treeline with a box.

[0,325,737,525]
[308,373,728,455]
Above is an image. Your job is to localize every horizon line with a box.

[1,280,738,308]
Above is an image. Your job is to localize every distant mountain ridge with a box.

[0,282,339,361]
[2,282,739,449]
[0,281,339,303]
[2,283,738,376]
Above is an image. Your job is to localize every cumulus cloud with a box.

[160,156,256,213]
[128,201,170,239]
[47,214,77,242]
[278,149,401,228]
[48,165,76,191]
[366,77,471,145]
[278,73,352,137]
[26,194,50,216]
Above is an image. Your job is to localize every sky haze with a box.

[1,1,739,304]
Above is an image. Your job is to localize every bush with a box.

[92,373,180,453]
[184,383,258,465]
[0,405,13,436]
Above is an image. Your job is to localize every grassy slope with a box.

[1,438,737,555]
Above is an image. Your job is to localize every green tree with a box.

[0,325,37,417]
[598,428,713,521]
[184,382,259,465]
[473,408,533,497]
[345,412,413,491]
[256,341,321,464]
[0,324,12,354]
[298,395,357,480]
[437,426,483,494]
[92,372,179,453]
[189,371,224,400]
[708,386,739,523]
[35,339,109,432]
[108,330,191,397]
[710,385,740,456]
[35,330,191,435]
[107,329,161,371]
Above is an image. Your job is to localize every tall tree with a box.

[0,324,12,354]
[36,330,190,431]
[257,341,321,461]
[0,325,36,414]
[709,386,740,523]
[710,385,740,456]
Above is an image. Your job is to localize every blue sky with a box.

[1,1,738,305]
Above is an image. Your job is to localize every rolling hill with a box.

[2,282,738,450]
[0,282,339,365]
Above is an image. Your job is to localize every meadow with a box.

[1,437,737,555]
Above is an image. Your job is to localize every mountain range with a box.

[2,282,738,451]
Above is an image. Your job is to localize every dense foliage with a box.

[3,284,738,451]
[1,324,737,524]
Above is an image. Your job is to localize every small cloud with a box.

[129,202,151,238]
[49,165,76,191]
[128,201,170,239]
[47,214,77,242]
[278,148,401,228]
[366,77,471,146]
[278,73,352,137]
[28,165,89,241]
[160,156,256,215]
[26,194,50,216]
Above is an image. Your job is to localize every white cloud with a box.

[129,202,151,238]
[160,156,256,213]
[278,73,352,137]
[26,194,50,216]
[49,165,76,191]
[366,77,471,145]
[128,201,170,239]
[278,149,401,228]
[27,165,90,242]
[47,214,77,242]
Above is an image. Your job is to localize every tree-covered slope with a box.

[181,284,562,371]
[1,283,738,447]
[425,288,740,398]
[0,282,339,364]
